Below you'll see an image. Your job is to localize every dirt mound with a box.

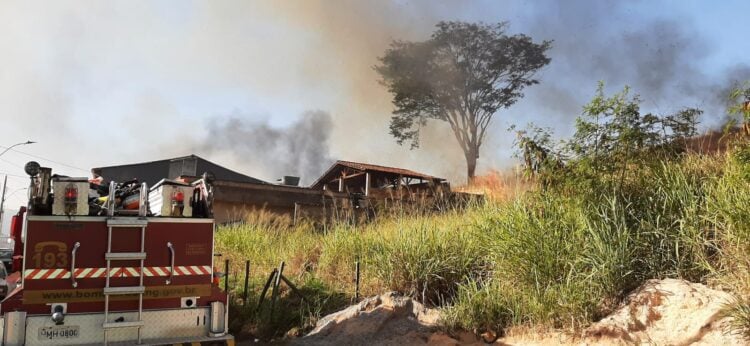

[584,278,747,345]
[292,279,747,345]
[291,292,441,346]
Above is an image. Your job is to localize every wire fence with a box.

[215,257,362,311]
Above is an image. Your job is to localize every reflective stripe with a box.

[33,270,47,280]
[24,266,212,279]
[126,267,139,277]
[47,268,65,279]
[143,267,154,277]
[109,267,121,277]
[78,267,92,278]
[91,267,105,278]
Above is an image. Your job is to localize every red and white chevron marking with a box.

[24,265,212,280]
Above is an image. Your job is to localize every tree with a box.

[376,21,551,182]
[511,82,701,192]
[570,82,700,183]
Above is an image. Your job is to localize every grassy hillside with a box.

[215,141,750,339]
[216,84,750,340]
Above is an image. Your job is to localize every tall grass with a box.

[216,145,750,339]
[444,148,750,335]
[215,207,489,338]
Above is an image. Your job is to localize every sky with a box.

[0,0,749,210]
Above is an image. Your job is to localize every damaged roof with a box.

[310,160,444,189]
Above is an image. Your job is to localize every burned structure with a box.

[311,160,450,206]
[311,161,448,194]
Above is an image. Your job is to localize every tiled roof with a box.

[310,160,443,188]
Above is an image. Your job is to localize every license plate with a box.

[38,325,79,340]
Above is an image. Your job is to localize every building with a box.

[211,180,324,224]
[93,155,274,223]
[311,160,449,197]
[92,156,453,224]
[91,154,267,186]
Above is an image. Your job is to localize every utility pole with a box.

[0,141,36,235]
[0,175,6,236]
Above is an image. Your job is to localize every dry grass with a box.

[216,143,750,340]
[454,167,532,202]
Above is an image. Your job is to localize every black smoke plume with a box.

[194,110,334,185]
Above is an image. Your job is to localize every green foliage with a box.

[218,81,750,339]
[723,298,750,340]
[227,274,348,340]
[376,21,551,179]
[512,82,700,191]
[216,210,489,339]
[316,212,487,305]
[510,123,565,186]
[442,279,516,333]
[443,154,750,335]
[727,81,750,134]
[218,148,750,339]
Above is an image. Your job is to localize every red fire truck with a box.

[0,162,233,345]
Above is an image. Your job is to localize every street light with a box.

[0,140,35,158]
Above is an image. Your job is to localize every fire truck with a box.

[0,162,234,345]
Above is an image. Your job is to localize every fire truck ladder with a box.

[103,182,149,345]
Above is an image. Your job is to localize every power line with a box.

[0,171,28,180]
[0,145,90,173]
[0,157,23,169]
[5,187,27,200]
[3,194,27,209]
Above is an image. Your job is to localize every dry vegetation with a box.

[214,143,750,341]
[454,168,532,202]
[215,85,750,341]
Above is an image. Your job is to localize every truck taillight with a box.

[10,215,19,239]
[64,184,78,204]
[170,190,185,216]
[172,191,185,206]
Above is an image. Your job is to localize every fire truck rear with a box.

[0,162,233,345]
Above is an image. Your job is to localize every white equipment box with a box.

[52,177,90,216]
[149,179,194,217]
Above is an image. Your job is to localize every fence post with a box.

[355,260,360,302]
[256,269,277,311]
[243,260,250,305]
[270,261,285,317]
[224,259,230,292]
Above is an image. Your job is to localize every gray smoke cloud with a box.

[241,0,750,176]
[194,111,334,185]
[0,1,747,185]
[508,0,743,137]
[188,1,750,179]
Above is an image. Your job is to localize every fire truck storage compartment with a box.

[51,177,89,216]
[21,217,215,310]
[149,179,194,217]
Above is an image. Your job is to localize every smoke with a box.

[706,65,750,126]
[193,111,334,185]
[511,0,747,133]
[250,0,750,178]
[0,1,748,184]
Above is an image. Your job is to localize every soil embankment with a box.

[284,279,747,345]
